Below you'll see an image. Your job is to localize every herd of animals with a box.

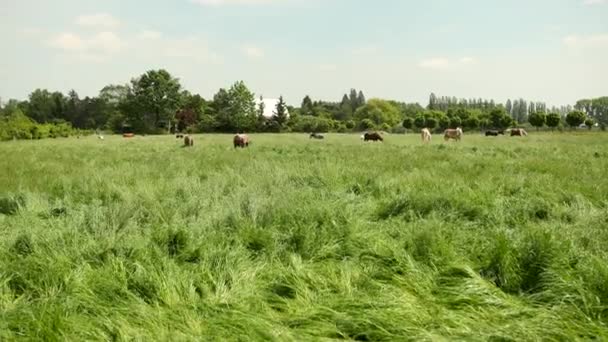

[169,127,529,148]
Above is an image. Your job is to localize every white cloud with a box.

[242,45,264,58]
[76,13,121,29]
[137,30,162,40]
[48,33,86,51]
[190,0,276,5]
[459,57,475,64]
[583,0,606,5]
[47,31,125,61]
[563,33,608,48]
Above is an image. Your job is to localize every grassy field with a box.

[1,132,608,341]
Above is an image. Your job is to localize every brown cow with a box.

[363,132,383,142]
[510,128,528,137]
[444,127,463,141]
[184,135,194,147]
[234,134,250,148]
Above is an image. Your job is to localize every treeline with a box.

[1,69,606,140]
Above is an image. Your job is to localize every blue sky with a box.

[1,0,607,107]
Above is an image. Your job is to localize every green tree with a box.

[301,95,314,116]
[272,96,289,130]
[426,117,438,130]
[414,115,426,129]
[585,118,595,130]
[123,69,182,133]
[357,91,366,108]
[566,111,586,129]
[227,80,256,132]
[465,116,480,130]
[359,118,375,130]
[489,108,513,129]
[505,99,512,116]
[528,112,546,131]
[449,116,462,129]
[26,89,56,123]
[354,99,402,128]
[428,93,438,110]
[546,113,561,131]
[402,117,414,132]
[205,88,230,132]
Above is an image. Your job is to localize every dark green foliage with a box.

[566,111,586,128]
[0,194,25,215]
[546,113,561,130]
[528,112,546,130]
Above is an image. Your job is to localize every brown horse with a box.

[234,134,250,148]
[510,128,528,137]
[444,127,463,141]
[184,135,194,147]
[363,132,383,142]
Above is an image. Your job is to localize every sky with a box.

[0,0,607,107]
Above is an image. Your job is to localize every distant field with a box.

[1,132,608,340]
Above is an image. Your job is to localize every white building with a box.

[254,98,290,119]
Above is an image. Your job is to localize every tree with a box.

[428,93,438,110]
[123,69,182,133]
[546,113,561,131]
[528,112,546,131]
[566,111,586,129]
[465,116,480,130]
[448,116,462,129]
[26,89,56,123]
[359,118,375,130]
[414,115,426,129]
[205,88,230,132]
[301,95,314,116]
[272,96,289,130]
[585,118,595,130]
[505,99,512,116]
[402,117,413,132]
[489,108,513,129]
[426,117,438,130]
[227,80,256,132]
[354,99,402,128]
[357,91,366,108]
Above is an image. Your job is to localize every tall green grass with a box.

[1,132,607,340]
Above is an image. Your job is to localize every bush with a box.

[292,116,332,133]
[566,111,586,128]
[359,118,376,131]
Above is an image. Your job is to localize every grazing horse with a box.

[485,130,504,136]
[184,135,194,147]
[444,127,463,141]
[421,128,432,143]
[233,134,250,148]
[363,132,384,142]
[310,132,325,139]
[510,128,528,137]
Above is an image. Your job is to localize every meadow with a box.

[1,132,607,341]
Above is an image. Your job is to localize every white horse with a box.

[421,128,432,143]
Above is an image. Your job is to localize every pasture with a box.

[1,133,608,340]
